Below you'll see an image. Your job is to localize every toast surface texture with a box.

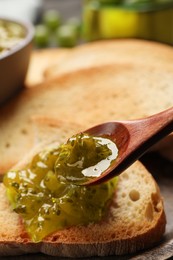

[25,48,69,87]
[0,61,173,174]
[0,160,166,257]
[32,116,83,146]
[44,39,173,79]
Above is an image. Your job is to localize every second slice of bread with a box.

[0,63,173,175]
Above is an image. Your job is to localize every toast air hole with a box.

[151,193,161,212]
[145,202,154,221]
[129,190,140,202]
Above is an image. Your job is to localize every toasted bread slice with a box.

[0,63,173,175]
[0,159,166,257]
[0,115,35,178]
[25,48,69,87]
[44,39,173,80]
[31,116,83,146]
[0,114,82,176]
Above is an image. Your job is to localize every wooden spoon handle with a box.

[125,106,173,156]
[84,107,173,185]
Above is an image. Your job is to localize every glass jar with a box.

[82,0,173,45]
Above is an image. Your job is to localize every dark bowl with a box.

[0,17,34,105]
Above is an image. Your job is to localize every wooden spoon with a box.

[83,106,173,185]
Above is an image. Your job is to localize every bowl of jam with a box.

[0,17,34,105]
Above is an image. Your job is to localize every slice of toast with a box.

[31,116,83,146]
[44,39,173,80]
[0,159,166,257]
[0,115,35,178]
[0,63,173,175]
[25,48,69,87]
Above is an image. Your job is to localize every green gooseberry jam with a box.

[0,19,26,55]
[3,133,118,242]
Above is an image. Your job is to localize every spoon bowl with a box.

[84,106,173,185]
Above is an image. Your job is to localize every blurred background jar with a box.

[82,0,173,45]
